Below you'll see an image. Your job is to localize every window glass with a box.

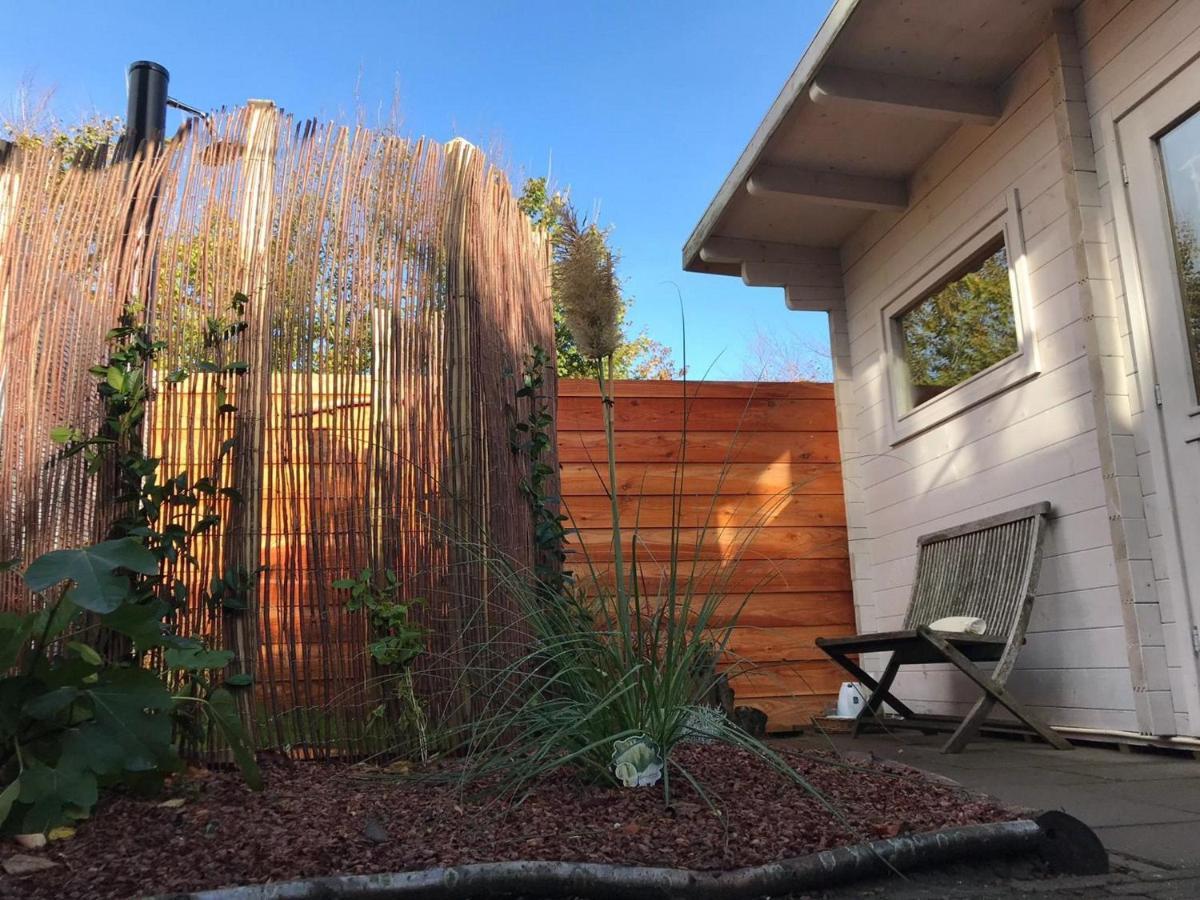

[1159,107,1200,398]
[896,238,1018,409]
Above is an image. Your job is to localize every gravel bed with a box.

[0,744,1018,899]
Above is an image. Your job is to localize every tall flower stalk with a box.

[552,210,627,614]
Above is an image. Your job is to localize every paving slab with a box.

[1092,822,1200,869]
[775,731,1200,870]
[1105,778,1200,815]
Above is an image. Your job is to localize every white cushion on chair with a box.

[929,615,987,635]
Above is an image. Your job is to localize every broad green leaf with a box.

[84,668,176,773]
[67,641,103,666]
[23,686,80,721]
[23,539,158,613]
[223,674,253,688]
[101,599,171,650]
[60,722,127,779]
[205,689,262,790]
[165,646,233,671]
[0,610,37,669]
[18,761,98,833]
[0,780,19,827]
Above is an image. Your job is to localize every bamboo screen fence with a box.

[0,104,555,757]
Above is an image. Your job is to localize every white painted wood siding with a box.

[828,2,1200,736]
[1078,0,1200,736]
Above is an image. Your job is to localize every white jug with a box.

[835,681,866,718]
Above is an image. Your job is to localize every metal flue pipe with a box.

[123,60,170,158]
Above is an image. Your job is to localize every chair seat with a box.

[816,629,1007,664]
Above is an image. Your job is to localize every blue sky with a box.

[0,0,831,379]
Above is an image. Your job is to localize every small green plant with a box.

[0,295,261,834]
[334,569,428,760]
[335,569,423,667]
[610,735,664,788]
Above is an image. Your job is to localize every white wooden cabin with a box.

[685,0,1200,744]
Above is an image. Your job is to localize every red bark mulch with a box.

[0,744,1019,900]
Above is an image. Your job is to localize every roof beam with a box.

[699,236,840,268]
[809,65,1001,126]
[746,164,908,211]
[742,262,844,292]
[785,284,843,312]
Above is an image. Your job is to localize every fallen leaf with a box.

[47,827,75,842]
[3,854,57,875]
[159,798,187,809]
[13,834,46,850]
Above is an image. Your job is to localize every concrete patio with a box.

[777,730,1200,897]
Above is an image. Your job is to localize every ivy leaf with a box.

[165,646,233,671]
[105,366,126,392]
[49,425,81,445]
[23,539,158,613]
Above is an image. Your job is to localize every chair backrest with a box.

[902,502,1052,640]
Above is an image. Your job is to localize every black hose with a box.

[153,818,1042,900]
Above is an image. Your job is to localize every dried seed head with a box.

[553,209,622,361]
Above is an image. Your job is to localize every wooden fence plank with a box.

[558,397,839,432]
[557,429,843,464]
[560,462,844,496]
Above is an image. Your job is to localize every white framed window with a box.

[882,191,1039,444]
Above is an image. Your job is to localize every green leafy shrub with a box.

[0,297,261,834]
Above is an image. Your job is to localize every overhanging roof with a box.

[683,0,1079,305]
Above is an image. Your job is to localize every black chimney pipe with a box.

[123,60,169,157]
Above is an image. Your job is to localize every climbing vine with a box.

[511,345,571,599]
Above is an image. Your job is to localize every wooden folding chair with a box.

[816,502,1072,754]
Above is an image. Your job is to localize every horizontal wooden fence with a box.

[557,380,853,731]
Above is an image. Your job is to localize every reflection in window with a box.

[1160,107,1200,398]
[895,238,1019,410]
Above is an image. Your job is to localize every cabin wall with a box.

[1077,0,1200,737]
[827,5,1194,734]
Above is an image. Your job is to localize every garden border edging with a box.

[152,818,1059,900]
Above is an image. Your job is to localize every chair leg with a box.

[922,632,1072,752]
[852,654,901,738]
[942,694,995,754]
[822,649,918,723]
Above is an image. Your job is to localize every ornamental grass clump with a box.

[441,206,825,810]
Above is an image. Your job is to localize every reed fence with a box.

[0,105,555,757]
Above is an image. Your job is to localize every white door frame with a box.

[1105,52,1200,735]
